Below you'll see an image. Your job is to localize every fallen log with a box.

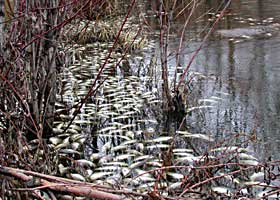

[0,166,122,200]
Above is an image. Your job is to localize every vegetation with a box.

[0,0,280,199]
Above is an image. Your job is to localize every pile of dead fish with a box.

[47,20,279,199]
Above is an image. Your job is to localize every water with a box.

[141,0,280,160]
[188,31,280,160]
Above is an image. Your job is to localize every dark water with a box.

[187,1,280,160]
[141,0,280,160]
[188,32,280,160]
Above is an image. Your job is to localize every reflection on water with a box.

[141,0,280,159]
[188,34,280,160]
[187,1,280,160]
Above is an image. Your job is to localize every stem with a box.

[175,0,232,92]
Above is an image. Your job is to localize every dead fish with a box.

[115,154,135,161]
[58,149,81,155]
[58,164,70,175]
[75,159,95,167]
[54,137,70,150]
[89,172,114,181]
[69,173,86,182]
[212,186,232,196]
[146,136,173,143]
[95,166,119,172]
[49,137,62,145]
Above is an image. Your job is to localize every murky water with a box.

[187,32,280,160]
[141,0,280,160]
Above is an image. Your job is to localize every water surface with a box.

[141,0,280,160]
